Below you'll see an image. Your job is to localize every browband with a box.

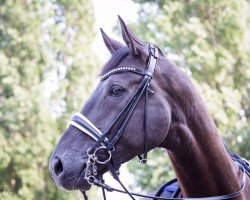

[100,67,147,81]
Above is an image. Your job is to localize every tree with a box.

[0,0,98,199]
[128,0,250,191]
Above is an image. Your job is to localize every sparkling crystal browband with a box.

[100,67,146,80]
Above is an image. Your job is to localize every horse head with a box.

[49,16,175,191]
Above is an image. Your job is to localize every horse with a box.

[49,16,250,199]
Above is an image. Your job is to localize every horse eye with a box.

[109,85,125,96]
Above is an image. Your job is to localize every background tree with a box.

[128,0,250,191]
[0,0,98,199]
[1,0,249,198]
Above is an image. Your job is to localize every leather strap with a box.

[69,113,108,145]
[91,161,247,200]
[100,67,146,80]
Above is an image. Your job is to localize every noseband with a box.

[68,44,248,200]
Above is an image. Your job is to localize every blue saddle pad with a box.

[154,178,181,199]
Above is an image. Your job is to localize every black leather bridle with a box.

[68,44,248,200]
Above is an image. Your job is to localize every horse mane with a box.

[99,47,129,76]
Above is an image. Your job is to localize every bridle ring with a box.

[87,146,112,165]
[86,175,96,185]
[95,146,112,164]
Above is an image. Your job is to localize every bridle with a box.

[68,44,248,200]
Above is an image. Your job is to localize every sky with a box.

[92,0,139,61]
[90,1,140,199]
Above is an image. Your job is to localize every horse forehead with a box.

[108,73,141,85]
[119,54,146,67]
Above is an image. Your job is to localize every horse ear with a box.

[100,28,124,54]
[118,16,145,56]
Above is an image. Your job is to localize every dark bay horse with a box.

[49,17,250,199]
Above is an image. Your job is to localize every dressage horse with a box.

[49,17,250,199]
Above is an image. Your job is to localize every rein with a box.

[79,145,247,200]
[68,44,248,200]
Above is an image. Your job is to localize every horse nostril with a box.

[53,157,64,177]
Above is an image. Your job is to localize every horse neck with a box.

[158,61,243,198]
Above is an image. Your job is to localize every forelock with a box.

[99,47,129,76]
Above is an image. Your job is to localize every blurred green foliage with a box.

[0,0,249,198]
[128,0,250,192]
[0,0,99,199]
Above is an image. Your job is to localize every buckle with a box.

[139,158,147,164]
[138,155,147,164]
[148,43,158,59]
